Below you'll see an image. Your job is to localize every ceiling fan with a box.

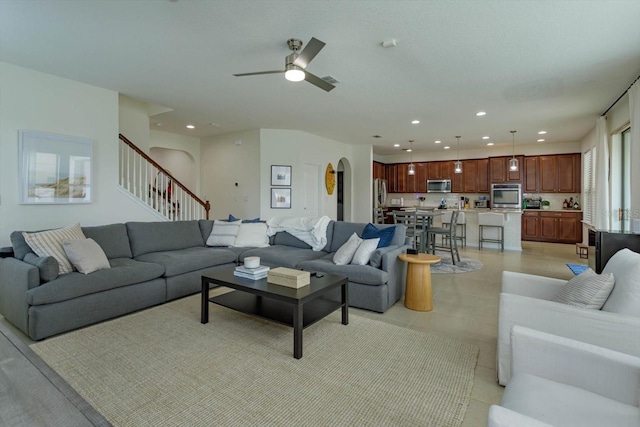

[233,37,335,92]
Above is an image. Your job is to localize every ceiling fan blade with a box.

[293,37,325,69]
[304,71,335,92]
[233,70,284,77]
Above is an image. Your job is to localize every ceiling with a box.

[1,0,639,155]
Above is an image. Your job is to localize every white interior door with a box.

[303,163,320,217]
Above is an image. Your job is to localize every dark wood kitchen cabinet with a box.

[523,156,539,192]
[522,210,582,243]
[539,154,581,193]
[489,156,524,183]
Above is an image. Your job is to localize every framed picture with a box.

[18,130,93,204]
[271,165,292,186]
[271,188,291,209]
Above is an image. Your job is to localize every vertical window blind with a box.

[583,147,596,225]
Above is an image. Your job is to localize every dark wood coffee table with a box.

[201,268,348,359]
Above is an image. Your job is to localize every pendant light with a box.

[408,140,416,175]
[509,130,518,171]
[454,136,462,174]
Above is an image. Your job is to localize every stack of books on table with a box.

[234,265,270,280]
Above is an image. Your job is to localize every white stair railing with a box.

[118,134,210,221]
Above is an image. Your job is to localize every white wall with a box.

[0,62,159,247]
[119,95,151,153]
[200,130,261,220]
[259,129,361,221]
[149,129,201,194]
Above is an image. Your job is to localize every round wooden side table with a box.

[398,253,441,311]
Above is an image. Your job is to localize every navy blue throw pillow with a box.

[228,214,238,222]
[361,223,395,248]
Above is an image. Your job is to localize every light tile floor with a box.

[352,240,583,426]
[1,240,584,426]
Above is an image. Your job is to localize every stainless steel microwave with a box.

[427,179,451,193]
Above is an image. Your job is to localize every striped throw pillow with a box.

[22,223,86,274]
[206,220,241,247]
[552,268,615,309]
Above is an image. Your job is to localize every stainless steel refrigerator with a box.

[373,179,388,220]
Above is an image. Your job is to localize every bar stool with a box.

[478,212,505,251]
[373,207,385,224]
[441,211,466,248]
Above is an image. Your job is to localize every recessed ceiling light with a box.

[406,149,412,152]
[476,111,487,116]
[434,140,441,144]
[538,131,547,135]
[411,120,420,124]
[482,136,490,140]
[186,124,195,129]
[487,142,494,146]
[444,146,450,150]
[537,139,545,142]
[394,143,400,147]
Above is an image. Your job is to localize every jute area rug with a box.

[431,252,484,274]
[32,294,479,427]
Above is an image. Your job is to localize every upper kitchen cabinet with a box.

[428,161,453,180]
[396,164,417,193]
[477,158,490,192]
[416,163,428,193]
[524,156,539,193]
[373,161,385,180]
[385,164,397,192]
[489,156,524,183]
[539,154,581,193]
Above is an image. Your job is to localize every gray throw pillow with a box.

[62,238,111,275]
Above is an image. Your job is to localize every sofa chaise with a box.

[0,219,408,341]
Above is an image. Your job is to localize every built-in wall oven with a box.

[491,183,522,209]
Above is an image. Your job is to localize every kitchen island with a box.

[430,208,523,251]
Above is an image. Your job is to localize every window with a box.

[583,147,596,225]
[610,127,631,229]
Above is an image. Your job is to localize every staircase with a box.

[118,134,210,220]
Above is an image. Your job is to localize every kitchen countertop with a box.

[522,208,583,213]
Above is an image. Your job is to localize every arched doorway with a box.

[337,158,352,221]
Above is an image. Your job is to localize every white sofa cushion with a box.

[206,220,241,247]
[552,268,614,309]
[351,238,380,265]
[601,248,640,316]
[333,232,362,265]
[234,222,269,248]
[502,373,640,427]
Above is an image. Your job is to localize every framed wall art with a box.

[271,188,291,209]
[271,165,292,186]
[19,130,93,204]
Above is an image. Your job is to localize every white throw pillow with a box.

[601,248,640,315]
[62,238,110,275]
[351,238,380,265]
[23,223,86,274]
[333,232,362,265]
[206,220,241,247]
[552,268,615,309]
[234,222,269,247]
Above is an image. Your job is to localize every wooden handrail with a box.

[119,134,210,219]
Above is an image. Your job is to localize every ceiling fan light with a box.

[285,65,305,82]
[509,157,519,171]
[408,163,416,175]
[454,160,462,174]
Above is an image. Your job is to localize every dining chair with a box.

[392,210,419,250]
[373,207,385,224]
[427,209,461,264]
[440,211,466,248]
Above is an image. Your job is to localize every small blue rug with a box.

[567,263,588,275]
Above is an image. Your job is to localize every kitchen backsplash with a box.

[386,192,581,209]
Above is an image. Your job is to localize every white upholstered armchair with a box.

[489,326,640,427]
[497,248,640,385]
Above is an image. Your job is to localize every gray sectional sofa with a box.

[0,220,408,341]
